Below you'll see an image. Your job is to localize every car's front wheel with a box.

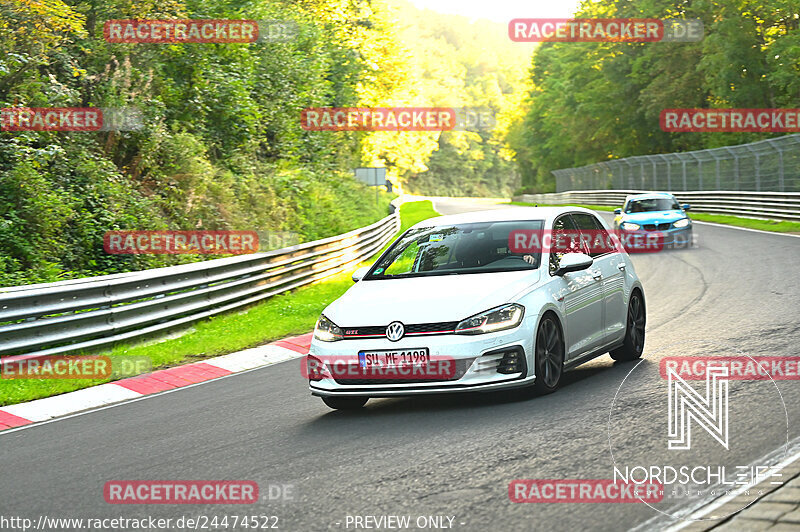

[610,291,645,361]
[533,314,564,394]
[321,396,368,410]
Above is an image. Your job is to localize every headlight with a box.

[455,304,525,335]
[314,314,343,342]
[673,218,691,228]
[621,222,641,231]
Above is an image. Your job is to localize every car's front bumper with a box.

[661,226,693,246]
[618,225,693,248]
[307,325,534,397]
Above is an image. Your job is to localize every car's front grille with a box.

[341,321,459,339]
[642,223,672,231]
[406,321,459,334]
[332,358,473,385]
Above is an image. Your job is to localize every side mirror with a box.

[682,204,691,211]
[555,253,593,276]
[613,208,622,215]
[352,266,370,282]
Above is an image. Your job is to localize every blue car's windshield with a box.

[625,198,680,213]
[366,220,544,279]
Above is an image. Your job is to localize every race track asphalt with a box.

[1,198,798,532]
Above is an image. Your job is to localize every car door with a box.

[549,214,604,360]
[571,212,627,346]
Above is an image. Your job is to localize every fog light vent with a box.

[497,348,525,375]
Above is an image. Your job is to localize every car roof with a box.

[409,206,599,229]
[625,192,676,202]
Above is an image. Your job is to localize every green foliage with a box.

[509,0,800,192]
[397,199,439,232]
[383,3,530,197]
[0,0,397,286]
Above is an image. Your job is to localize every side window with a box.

[549,215,578,275]
[589,214,615,255]
[571,213,606,258]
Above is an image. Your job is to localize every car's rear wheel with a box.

[321,396,368,410]
[610,291,645,361]
[533,314,564,394]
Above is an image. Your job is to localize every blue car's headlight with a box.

[456,304,525,335]
[621,222,641,231]
[673,218,691,228]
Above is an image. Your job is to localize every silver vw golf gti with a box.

[307,207,646,409]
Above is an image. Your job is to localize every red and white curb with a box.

[0,333,311,431]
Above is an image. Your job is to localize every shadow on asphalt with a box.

[303,356,656,423]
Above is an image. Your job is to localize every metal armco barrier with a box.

[0,210,400,366]
[512,190,800,222]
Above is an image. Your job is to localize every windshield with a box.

[625,198,680,213]
[366,220,544,279]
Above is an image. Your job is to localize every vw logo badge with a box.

[386,321,405,342]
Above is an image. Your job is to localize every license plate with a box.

[358,348,430,369]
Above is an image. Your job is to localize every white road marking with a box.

[0,356,303,436]
[691,220,800,238]
[203,344,301,372]
[0,345,303,434]
[630,436,800,531]
[1,383,142,422]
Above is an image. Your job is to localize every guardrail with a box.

[0,209,401,366]
[513,190,800,222]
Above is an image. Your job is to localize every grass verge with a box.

[0,200,440,406]
[509,202,800,233]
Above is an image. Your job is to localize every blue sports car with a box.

[612,192,693,248]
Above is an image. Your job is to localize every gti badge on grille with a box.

[386,321,405,341]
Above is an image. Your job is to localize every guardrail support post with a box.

[667,160,671,190]
[698,160,703,190]
[755,155,761,191]
[682,160,687,191]
[652,160,657,189]
[640,163,645,190]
